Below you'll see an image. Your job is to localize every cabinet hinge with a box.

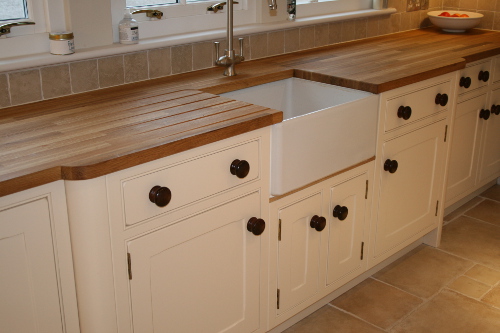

[360,242,364,260]
[365,180,369,199]
[444,125,448,142]
[127,253,132,280]
[277,289,280,309]
[278,219,282,241]
[435,200,439,217]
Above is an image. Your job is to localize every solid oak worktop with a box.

[2,28,500,197]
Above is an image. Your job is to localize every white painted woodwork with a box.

[122,138,260,225]
[373,119,447,258]
[446,93,486,203]
[458,60,492,95]
[326,173,367,285]
[478,85,500,183]
[384,79,451,132]
[128,191,263,333]
[493,56,500,84]
[0,182,80,333]
[277,192,323,314]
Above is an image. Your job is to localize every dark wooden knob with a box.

[310,215,326,232]
[435,93,448,107]
[230,159,250,179]
[460,77,472,88]
[332,205,349,221]
[384,159,398,174]
[149,186,172,207]
[491,105,500,115]
[479,109,491,120]
[247,217,265,236]
[478,71,490,82]
[397,106,412,120]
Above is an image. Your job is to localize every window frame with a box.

[297,0,373,18]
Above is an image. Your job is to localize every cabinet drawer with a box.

[121,139,260,226]
[385,80,451,132]
[458,60,492,95]
[492,56,500,84]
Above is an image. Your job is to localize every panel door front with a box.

[128,192,263,333]
[277,193,323,314]
[478,87,500,183]
[374,120,446,258]
[326,173,367,286]
[0,198,63,333]
[446,94,486,203]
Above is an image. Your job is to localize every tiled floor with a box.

[284,184,500,333]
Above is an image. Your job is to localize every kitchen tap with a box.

[213,0,244,76]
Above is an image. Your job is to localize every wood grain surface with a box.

[2,27,500,197]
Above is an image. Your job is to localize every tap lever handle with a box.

[238,38,244,58]
[214,42,220,64]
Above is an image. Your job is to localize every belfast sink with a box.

[220,77,379,196]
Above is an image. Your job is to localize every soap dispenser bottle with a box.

[119,8,139,44]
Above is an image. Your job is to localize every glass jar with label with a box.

[49,32,75,55]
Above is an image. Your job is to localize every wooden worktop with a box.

[2,28,500,197]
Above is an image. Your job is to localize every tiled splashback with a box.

[0,0,499,109]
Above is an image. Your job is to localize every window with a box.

[115,0,256,39]
[297,0,372,18]
[0,0,28,21]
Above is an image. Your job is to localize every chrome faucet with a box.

[213,1,244,76]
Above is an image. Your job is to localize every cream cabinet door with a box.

[478,87,500,183]
[446,94,487,203]
[374,120,447,258]
[326,173,367,286]
[277,192,323,314]
[0,198,63,333]
[127,191,264,333]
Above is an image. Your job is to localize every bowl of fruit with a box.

[428,11,483,33]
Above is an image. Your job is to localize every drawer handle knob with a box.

[460,77,471,88]
[478,71,490,82]
[479,109,491,120]
[310,215,327,232]
[247,217,265,236]
[230,159,250,179]
[384,159,398,174]
[332,205,349,221]
[435,93,449,107]
[149,186,172,207]
[397,106,412,120]
[491,105,500,115]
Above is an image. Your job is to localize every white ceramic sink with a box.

[220,77,379,196]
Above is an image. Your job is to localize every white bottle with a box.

[119,9,139,44]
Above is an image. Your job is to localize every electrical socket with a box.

[407,0,421,12]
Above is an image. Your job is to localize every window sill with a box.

[0,8,396,73]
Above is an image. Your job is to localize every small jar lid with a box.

[49,32,74,40]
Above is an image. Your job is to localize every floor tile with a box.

[465,265,500,286]
[282,305,384,333]
[444,196,483,222]
[330,278,422,330]
[439,216,500,271]
[481,185,500,202]
[373,245,472,298]
[447,276,490,299]
[465,199,500,226]
[482,286,500,309]
[390,289,500,333]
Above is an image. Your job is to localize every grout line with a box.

[328,303,390,332]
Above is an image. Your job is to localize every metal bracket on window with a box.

[0,22,35,36]
[131,9,163,19]
[207,1,239,13]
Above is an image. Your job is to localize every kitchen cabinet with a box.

[67,128,271,333]
[0,181,79,333]
[370,73,454,267]
[269,162,373,328]
[446,57,500,207]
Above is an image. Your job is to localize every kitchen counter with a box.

[2,27,500,197]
